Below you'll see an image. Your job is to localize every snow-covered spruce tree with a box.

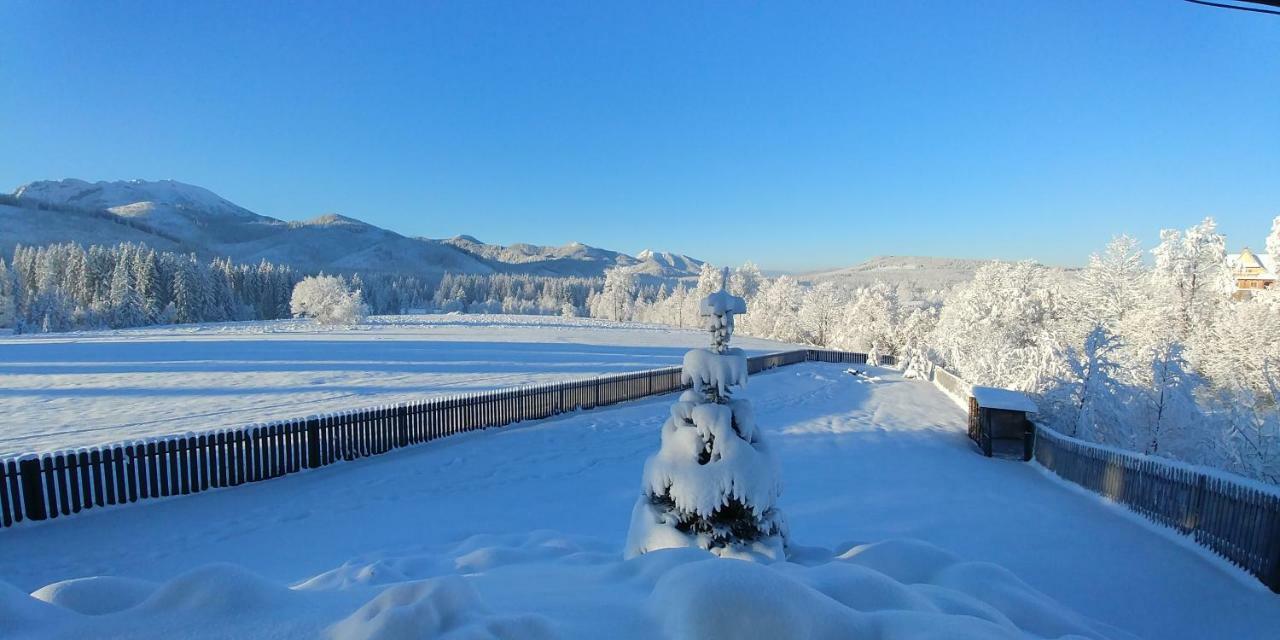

[625,269,787,560]
[0,258,15,329]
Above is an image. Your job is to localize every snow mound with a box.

[297,531,611,591]
[649,542,1132,640]
[31,576,158,615]
[0,579,77,634]
[651,557,865,640]
[328,575,556,640]
[137,563,297,615]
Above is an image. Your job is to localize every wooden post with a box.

[18,456,46,521]
[397,405,409,448]
[306,417,321,468]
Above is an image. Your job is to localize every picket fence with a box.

[920,359,1280,592]
[1035,425,1280,592]
[0,348,892,530]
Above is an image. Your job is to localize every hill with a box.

[1,179,703,280]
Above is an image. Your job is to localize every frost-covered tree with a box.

[741,275,803,344]
[108,258,147,328]
[798,281,844,347]
[290,275,369,326]
[1151,218,1232,338]
[0,258,15,329]
[695,262,721,297]
[930,261,1066,391]
[729,261,763,300]
[1078,234,1145,329]
[589,267,638,322]
[1267,215,1280,268]
[626,269,787,559]
[1070,325,1126,443]
[1144,341,1202,456]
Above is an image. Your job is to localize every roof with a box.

[1239,248,1264,269]
[971,386,1038,413]
[1228,250,1277,279]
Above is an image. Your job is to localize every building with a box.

[1228,248,1278,299]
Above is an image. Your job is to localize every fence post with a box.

[1187,474,1206,534]
[305,418,321,469]
[1268,515,1280,593]
[18,456,47,521]
[397,405,409,448]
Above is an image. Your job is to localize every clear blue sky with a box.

[1,1,1277,271]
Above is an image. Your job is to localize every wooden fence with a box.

[0,348,892,530]
[1035,425,1280,592]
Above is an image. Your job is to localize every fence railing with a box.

[1035,424,1280,592]
[0,348,890,530]
[916,358,1280,592]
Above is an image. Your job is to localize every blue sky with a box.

[1,1,1277,271]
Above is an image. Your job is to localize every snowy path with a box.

[2,363,1277,639]
[0,315,794,456]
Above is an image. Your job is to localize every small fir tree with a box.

[625,269,787,560]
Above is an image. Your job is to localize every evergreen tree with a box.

[626,269,787,559]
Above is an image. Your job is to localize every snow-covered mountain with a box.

[442,236,704,279]
[1,179,704,279]
[798,255,1072,290]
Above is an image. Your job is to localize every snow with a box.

[0,314,795,456]
[680,348,748,397]
[972,386,1038,413]
[2,363,1276,639]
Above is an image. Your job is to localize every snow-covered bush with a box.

[626,269,787,559]
[290,275,368,326]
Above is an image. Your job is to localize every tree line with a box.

[586,217,1280,485]
[0,243,299,332]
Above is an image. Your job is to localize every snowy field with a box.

[3,362,1277,639]
[0,314,795,456]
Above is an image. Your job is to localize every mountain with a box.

[442,236,704,279]
[1,179,703,280]
[799,255,1057,290]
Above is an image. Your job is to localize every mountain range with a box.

[0,179,705,280]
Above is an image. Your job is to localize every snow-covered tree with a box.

[741,275,803,343]
[591,266,638,322]
[798,281,844,347]
[0,258,15,329]
[1144,341,1202,456]
[1078,234,1146,329]
[930,261,1066,391]
[1267,215,1280,268]
[729,261,763,300]
[626,269,787,559]
[1070,324,1126,444]
[290,275,369,326]
[108,258,147,328]
[1151,218,1232,338]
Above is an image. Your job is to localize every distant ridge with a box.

[1,179,705,280]
[798,255,1074,289]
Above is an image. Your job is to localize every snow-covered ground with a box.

[3,363,1277,639]
[0,314,795,456]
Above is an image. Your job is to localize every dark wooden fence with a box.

[1035,425,1280,592]
[0,348,892,530]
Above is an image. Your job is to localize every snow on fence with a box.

[0,348,887,530]
[1035,424,1280,592]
